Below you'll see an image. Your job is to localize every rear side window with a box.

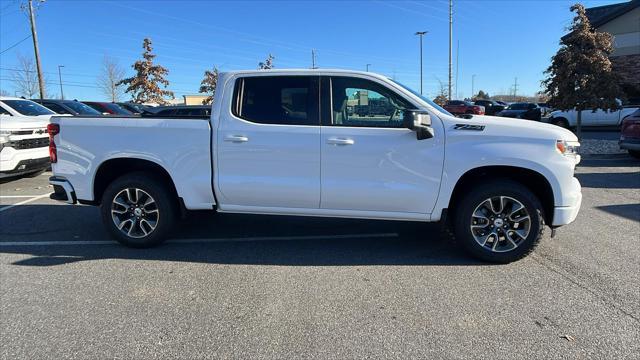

[42,102,71,114]
[233,76,319,126]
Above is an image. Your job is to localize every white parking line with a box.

[0,195,50,198]
[0,194,51,212]
[0,233,399,247]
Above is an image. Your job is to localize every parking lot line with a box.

[0,195,49,198]
[0,233,399,247]
[0,194,51,213]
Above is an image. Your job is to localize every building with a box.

[585,0,640,100]
[183,95,209,105]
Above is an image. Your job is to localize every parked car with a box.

[496,101,509,107]
[544,101,639,128]
[620,109,640,159]
[537,103,552,117]
[473,100,506,116]
[146,105,211,118]
[497,103,542,121]
[83,101,134,116]
[0,97,58,177]
[117,102,154,115]
[32,99,102,116]
[48,69,582,263]
[443,100,485,116]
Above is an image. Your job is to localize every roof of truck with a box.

[221,68,390,79]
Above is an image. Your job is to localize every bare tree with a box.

[0,89,9,97]
[258,54,275,70]
[97,55,126,102]
[433,77,448,106]
[11,53,45,98]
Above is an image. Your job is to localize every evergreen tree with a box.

[258,54,275,70]
[118,38,174,105]
[199,67,219,105]
[542,3,622,138]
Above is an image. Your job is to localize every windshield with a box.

[2,100,55,116]
[64,101,101,115]
[389,80,453,116]
[507,103,531,110]
[104,103,133,115]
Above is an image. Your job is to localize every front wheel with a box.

[100,172,177,248]
[453,180,545,263]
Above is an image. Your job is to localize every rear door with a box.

[320,76,444,214]
[217,76,321,208]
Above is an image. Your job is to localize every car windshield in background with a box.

[507,103,531,110]
[390,79,453,116]
[64,101,102,115]
[104,103,133,115]
[2,100,55,116]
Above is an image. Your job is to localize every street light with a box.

[415,31,428,95]
[366,63,371,72]
[57,65,65,100]
[471,74,476,98]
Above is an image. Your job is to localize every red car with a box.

[620,109,640,159]
[444,100,485,116]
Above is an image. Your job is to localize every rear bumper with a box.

[619,138,640,151]
[49,176,77,204]
[552,177,582,226]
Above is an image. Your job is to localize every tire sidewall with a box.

[454,180,545,263]
[100,173,176,248]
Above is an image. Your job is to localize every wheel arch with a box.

[446,165,555,226]
[92,157,180,206]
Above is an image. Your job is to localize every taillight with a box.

[47,123,59,163]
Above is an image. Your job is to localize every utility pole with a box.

[415,31,427,95]
[27,0,45,99]
[366,64,371,72]
[455,40,459,99]
[448,0,453,101]
[512,77,519,101]
[311,49,317,69]
[471,74,476,98]
[57,65,64,100]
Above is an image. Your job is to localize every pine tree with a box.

[258,54,275,70]
[542,3,622,138]
[118,38,174,105]
[199,67,219,105]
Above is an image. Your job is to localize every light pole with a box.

[57,65,65,100]
[471,74,476,98]
[415,31,428,95]
[366,63,371,72]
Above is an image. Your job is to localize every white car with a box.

[48,70,582,263]
[0,97,61,178]
[545,101,639,128]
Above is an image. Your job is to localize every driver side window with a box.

[330,77,412,128]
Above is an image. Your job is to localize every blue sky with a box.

[0,0,623,101]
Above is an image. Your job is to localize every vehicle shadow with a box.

[575,171,640,189]
[595,204,640,222]
[0,205,486,267]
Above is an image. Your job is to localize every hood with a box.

[0,116,49,130]
[446,115,577,142]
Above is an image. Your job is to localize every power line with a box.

[0,34,32,55]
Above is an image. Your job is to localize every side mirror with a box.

[403,111,434,140]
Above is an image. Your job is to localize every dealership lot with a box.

[1,152,639,359]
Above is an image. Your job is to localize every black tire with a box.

[553,118,569,129]
[629,150,640,159]
[453,180,545,263]
[100,172,177,248]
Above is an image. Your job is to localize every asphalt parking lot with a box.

[1,152,639,359]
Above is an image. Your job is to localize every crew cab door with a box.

[216,76,321,208]
[319,76,444,215]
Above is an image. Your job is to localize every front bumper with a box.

[619,138,640,151]
[0,146,50,174]
[49,176,77,204]
[552,177,582,226]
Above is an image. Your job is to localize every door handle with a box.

[224,135,249,143]
[327,137,355,146]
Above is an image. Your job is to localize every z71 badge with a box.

[454,124,485,131]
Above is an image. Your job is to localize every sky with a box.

[0,0,625,101]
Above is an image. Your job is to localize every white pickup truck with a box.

[545,101,639,128]
[1,97,59,178]
[48,70,582,263]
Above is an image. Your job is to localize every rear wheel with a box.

[100,172,177,248]
[453,180,545,263]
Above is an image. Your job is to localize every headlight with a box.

[556,140,580,156]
